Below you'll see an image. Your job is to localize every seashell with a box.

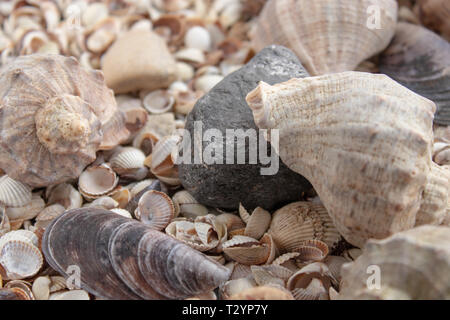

[110,147,147,178]
[229,285,295,300]
[293,239,329,263]
[207,255,226,265]
[0,240,43,280]
[222,235,271,265]
[0,230,39,249]
[0,54,129,187]
[4,280,34,300]
[0,205,10,237]
[153,0,193,12]
[81,2,108,28]
[101,30,177,94]
[49,276,67,293]
[323,255,348,283]
[165,220,210,252]
[186,290,217,300]
[153,14,187,46]
[415,0,450,41]
[228,262,252,280]
[433,142,450,166]
[268,202,341,253]
[238,203,250,224]
[247,72,437,248]
[175,62,195,82]
[379,22,450,125]
[173,191,209,219]
[46,183,83,210]
[32,276,51,300]
[129,180,157,198]
[243,206,271,240]
[5,194,45,221]
[135,190,175,231]
[215,213,245,232]
[49,289,90,300]
[251,264,293,287]
[175,47,206,65]
[219,277,257,300]
[196,214,228,251]
[42,208,231,299]
[291,278,329,300]
[0,175,32,207]
[125,179,166,215]
[0,287,31,300]
[115,95,148,137]
[110,208,133,219]
[143,90,175,114]
[173,89,203,115]
[87,197,119,210]
[194,74,224,93]
[185,26,211,51]
[339,225,450,299]
[133,113,176,155]
[78,164,119,200]
[110,186,132,209]
[272,252,301,271]
[250,0,398,76]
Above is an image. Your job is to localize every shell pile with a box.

[0,0,449,301]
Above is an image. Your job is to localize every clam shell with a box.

[78,164,119,200]
[244,207,271,240]
[0,287,30,300]
[339,225,450,299]
[286,262,336,297]
[251,264,293,287]
[0,175,32,207]
[247,72,436,248]
[133,113,176,155]
[379,22,450,125]
[49,290,90,300]
[87,196,119,210]
[0,230,39,249]
[172,190,208,219]
[268,202,341,253]
[250,0,397,75]
[294,239,329,263]
[135,190,175,231]
[0,240,43,280]
[215,213,245,232]
[110,186,132,209]
[323,255,348,283]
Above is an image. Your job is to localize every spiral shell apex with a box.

[0,54,129,188]
[246,71,437,247]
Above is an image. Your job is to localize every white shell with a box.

[0,175,32,207]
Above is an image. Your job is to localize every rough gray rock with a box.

[179,45,312,210]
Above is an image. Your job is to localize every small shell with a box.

[251,264,293,287]
[133,113,176,155]
[110,147,147,176]
[78,165,119,200]
[0,240,43,280]
[0,230,39,249]
[3,280,34,300]
[32,276,51,300]
[135,190,175,231]
[87,197,119,210]
[143,90,175,114]
[228,285,294,300]
[109,186,131,209]
[228,262,252,280]
[0,175,32,207]
[291,278,329,300]
[185,26,211,51]
[172,190,208,219]
[294,239,329,263]
[175,47,206,64]
[115,96,148,137]
[244,207,271,240]
[110,208,133,219]
[223,235,270,265]
[194,74,224,93]
[0,205,10,237]
[323,255,348,283]
[215,213,246,232]
[46,183,83,210]
[268,202,341,253]
[5,194,45,221]
[165,220,212,252]
[49,289,90,300]
[49,276,67,293]
[238,203,251,224]
[220,277,257,300]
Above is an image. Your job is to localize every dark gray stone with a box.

[179,45,312,210]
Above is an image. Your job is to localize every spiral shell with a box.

[0,54,129,188]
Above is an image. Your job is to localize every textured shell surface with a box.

[0,175,32,207]
[251,0,398,75]
[379,22,450,125]
[247,72,436,247]
[0,54,129,188]
[339,225,450,299]
[42,208,231,300]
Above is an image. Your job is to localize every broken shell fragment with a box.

[42,208,231,299]
[247,72,436,247]
[339,225,450,299]
[135,190,175,231]
[0,175,32,207]
[250,0,398,75]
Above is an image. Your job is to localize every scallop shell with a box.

[251,264,293,287]
[0,54,129,187]
[250,0,398,75]
[379,22,450,125]
[247,72,436,247]
[294,239,329,263]
[78,164,119,200]
[415,0,450,41]
[0,175,32,207]
[268,202,341,253]
[110,147,146,176]
[135,190,175,231]
[291,277,329,300]
[0,240,43,280]
[0,230,39,249]
[0,287,30,300]
[42,208,231,299]
[228,285,294,300]
[339,225,450,299]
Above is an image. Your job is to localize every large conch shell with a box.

[250,0,398,75]
[246,71,442,247]
[379,22,450,125]
[0,54,129,188]
[42,208,231,300]
[338,225,450,299]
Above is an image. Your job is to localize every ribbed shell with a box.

[247,72,436,247]
[0,54,129,188]
[339,225,450,299]
[379,22,450,125]
[250,0,398,75]
[0,175,32,207]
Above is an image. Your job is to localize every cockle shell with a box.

[42,208,231,300]
[415,0,450,41]
[78,164,119,200]
[222,234,275,265]
[268,202,341,252]
[0,54,129,187]
[379,22,450,125]
[247,72,437,248]
[250,0,398,75]
[135,190,175,231]
[339,225,450,299]
[0,175,32,207]
[0,240,43,280]
[241,205,271,240]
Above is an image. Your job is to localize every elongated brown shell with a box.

[379,22,450,125]
[339,225,450,299]
[247,72,436,247]
[251,0,397,75]
[42,208,231,300]
[0,54,129,188]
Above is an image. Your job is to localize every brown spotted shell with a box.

[0,54,129,188]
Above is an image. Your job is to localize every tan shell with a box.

[294,239,329,263]
[87,196,118,210]
[46,183,83,210]
[101,30,177,94]
[135,190,175,231]
[115,95,148,137]
[0,54,129,187]
[0,240,43,280]
[251,264,293,287]
[339,225,450,299]
[216,213,246,232]
[244,206,271,240]
[247,72,437,247]
[172,190,208,219]
[222,235,271,265]
[110,208,133,219]
[323,255,348,283]
[148,134,182,186]
[415,0,450,41]
[0,175,32,207]
[250,0,398,75]
[49,290,90,300]
[268,202,341,252]
[165,220,213,252]
[78,164,119,200]
[32,276,51,300]
[35,204,66,229]
[228,285,294,300]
